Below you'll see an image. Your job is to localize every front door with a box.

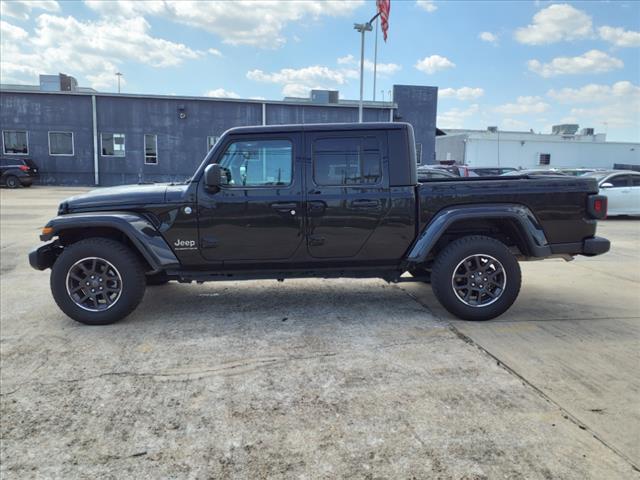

[197,133,304,262]
[304,130,390,259]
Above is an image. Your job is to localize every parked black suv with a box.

[29,123,610,325]
[1,158,39,188]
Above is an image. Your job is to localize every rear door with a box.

[304,130,390,259]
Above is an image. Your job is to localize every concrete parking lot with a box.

[1,186,639,479]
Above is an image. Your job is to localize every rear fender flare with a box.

[406,203,551,266]
[41,212,180,272]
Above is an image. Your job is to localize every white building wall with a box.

[464,137,640,169]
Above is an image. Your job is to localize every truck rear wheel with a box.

[431,235,521,321]
[50,238,146,325]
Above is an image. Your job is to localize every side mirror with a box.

[600,182,614,189]
[204,163,222,190]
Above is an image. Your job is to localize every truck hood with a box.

[61,184,173,213]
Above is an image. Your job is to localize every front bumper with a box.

[549,236,611,257]
[28,241,60,270]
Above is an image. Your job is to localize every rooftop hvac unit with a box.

[310,90,339,104]
[552,124,579,135]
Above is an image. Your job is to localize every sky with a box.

[1,0,639,141]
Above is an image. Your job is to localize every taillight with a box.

[587,194,607,219]
[19,165,29,171]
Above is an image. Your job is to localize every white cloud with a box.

[527,50,623,77]
[478,31,498,44]
[546,81,640,136]
[207,48,222,57]
[205,88,240,98]
[439,87,484,101]
[0,0,59,20]
[0,14,201,89]
[85,0,364,48]
[248,66,349,86]
[415,55,455,74]
[337,54,401,76]
[494,96,550,115]
[515,4,593,45]
[282,83,313,97]
[501,118,529,130]
[547,81,640,104]
[416,0,437,13]
[247,65,354,97]
[598,26,640,47]
[0,20,28,41]
[569,103,639,130]
[437,104,479,129]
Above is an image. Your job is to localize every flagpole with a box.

[373,17,378,101]
[354,12,380,123]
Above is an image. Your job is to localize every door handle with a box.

[350,199,379,208]
[307,200,326,214]
[271,202,298,215]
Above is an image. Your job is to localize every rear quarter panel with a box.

[418,177,599,243]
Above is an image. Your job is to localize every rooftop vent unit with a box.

[310,89,339,104]
[552,124,579,135]
[487,126,498,133]
[39,73,78,92]
[581,127,594,136]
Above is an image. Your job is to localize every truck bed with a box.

[417,176,600,244]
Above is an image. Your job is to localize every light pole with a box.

[353,22,372,123]
[115,72,123,94]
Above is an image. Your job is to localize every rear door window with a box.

[313,136,382,186]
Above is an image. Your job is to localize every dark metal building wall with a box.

[0,92,94,185]
[1,86,437,185]
[392,85,438,164]
[95,97,262,185]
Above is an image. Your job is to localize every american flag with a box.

[376,0,390,41]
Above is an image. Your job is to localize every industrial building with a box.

[436,125,640,170]
[0,75,437,186]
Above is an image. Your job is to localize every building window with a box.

[2,130,28,155]
[144,134,158,165]
[101,133,126,157]
[539,153,551,165]
[207,135,219,151]
[218,139,292,186]
[48,132,74,156]
[313,136,382,186]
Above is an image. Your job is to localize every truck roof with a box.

[225,122,410,135]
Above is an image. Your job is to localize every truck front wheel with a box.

[431,235,521,321]
[50,238,146,325]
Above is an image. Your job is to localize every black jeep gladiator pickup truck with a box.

[29,123,610,325]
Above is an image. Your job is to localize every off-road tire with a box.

[431,235,521,321]
[146,272,170,286]
[50,238,146,325]
[5,175,20,188]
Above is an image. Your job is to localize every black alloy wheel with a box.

[51,238,146,325]
[431,235,521,321]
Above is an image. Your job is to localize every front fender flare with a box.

[406,203,551,266]
[40,212,180,272]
